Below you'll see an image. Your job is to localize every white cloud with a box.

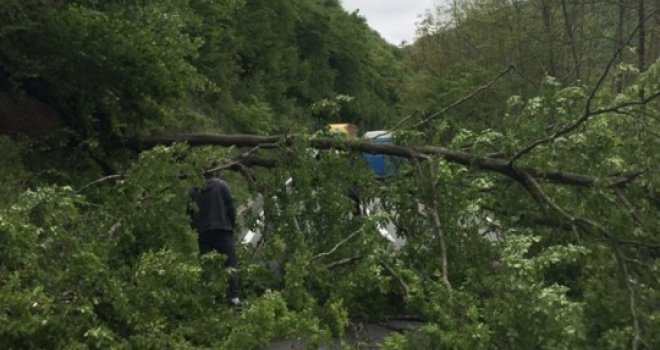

[341,0,441,45]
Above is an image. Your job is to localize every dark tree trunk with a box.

[615,0,627,93]
[638,0,646,102]
[561,0,581,82]
[540,0,557,76]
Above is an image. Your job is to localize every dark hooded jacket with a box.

[190,178,236,232]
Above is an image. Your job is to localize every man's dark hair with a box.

[204,161,221,179]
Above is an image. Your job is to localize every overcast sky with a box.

[341,0,443,45]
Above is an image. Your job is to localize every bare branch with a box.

[313,228,363,260]
[412,161,451,288]
[235,163,258,188]
[589,89,660,116]
[381,315,426,323]
[204,144,265,175]
[617,239,660,248]
[134,133,288,149]
[78,175,123,191]
[517,170,618,239]
[613,187,654,234]
[612,243,641,350]
[381,261,410,298]
[410,65,514,129]
[518,171,575,222]
[106,220,122,238]
[584,12,654,114]
[383,110,421,136]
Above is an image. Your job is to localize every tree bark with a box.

[539,0,557,76]
[134,132,641,188]
[638,0,646,73]
[561,0,580,81]
[615,0,627,93]
[638,0,646,101]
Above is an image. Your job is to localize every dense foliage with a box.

[1,0,659,349]
[1,0,403,178]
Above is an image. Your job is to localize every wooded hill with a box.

[1,0,658,349]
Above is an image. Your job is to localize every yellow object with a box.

[327,123,358,139]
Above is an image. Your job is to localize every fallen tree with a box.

[133,132,642,188]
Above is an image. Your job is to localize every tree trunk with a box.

[638,0,646,101]
[651,0,660,63]
[540,0,557,76]
[561,0,581,82]
[615,0,627,93]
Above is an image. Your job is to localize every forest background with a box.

[0,0,658,349]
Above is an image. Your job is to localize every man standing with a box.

[190,172,240,306]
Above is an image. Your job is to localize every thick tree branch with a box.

[518,171,621,239]
[515,172,659,249]
[133,133,288,149]
[325,255,363,270]
[135,133,641,189]
[429,207,451,289]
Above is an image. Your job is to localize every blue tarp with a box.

[363,131,398,177]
